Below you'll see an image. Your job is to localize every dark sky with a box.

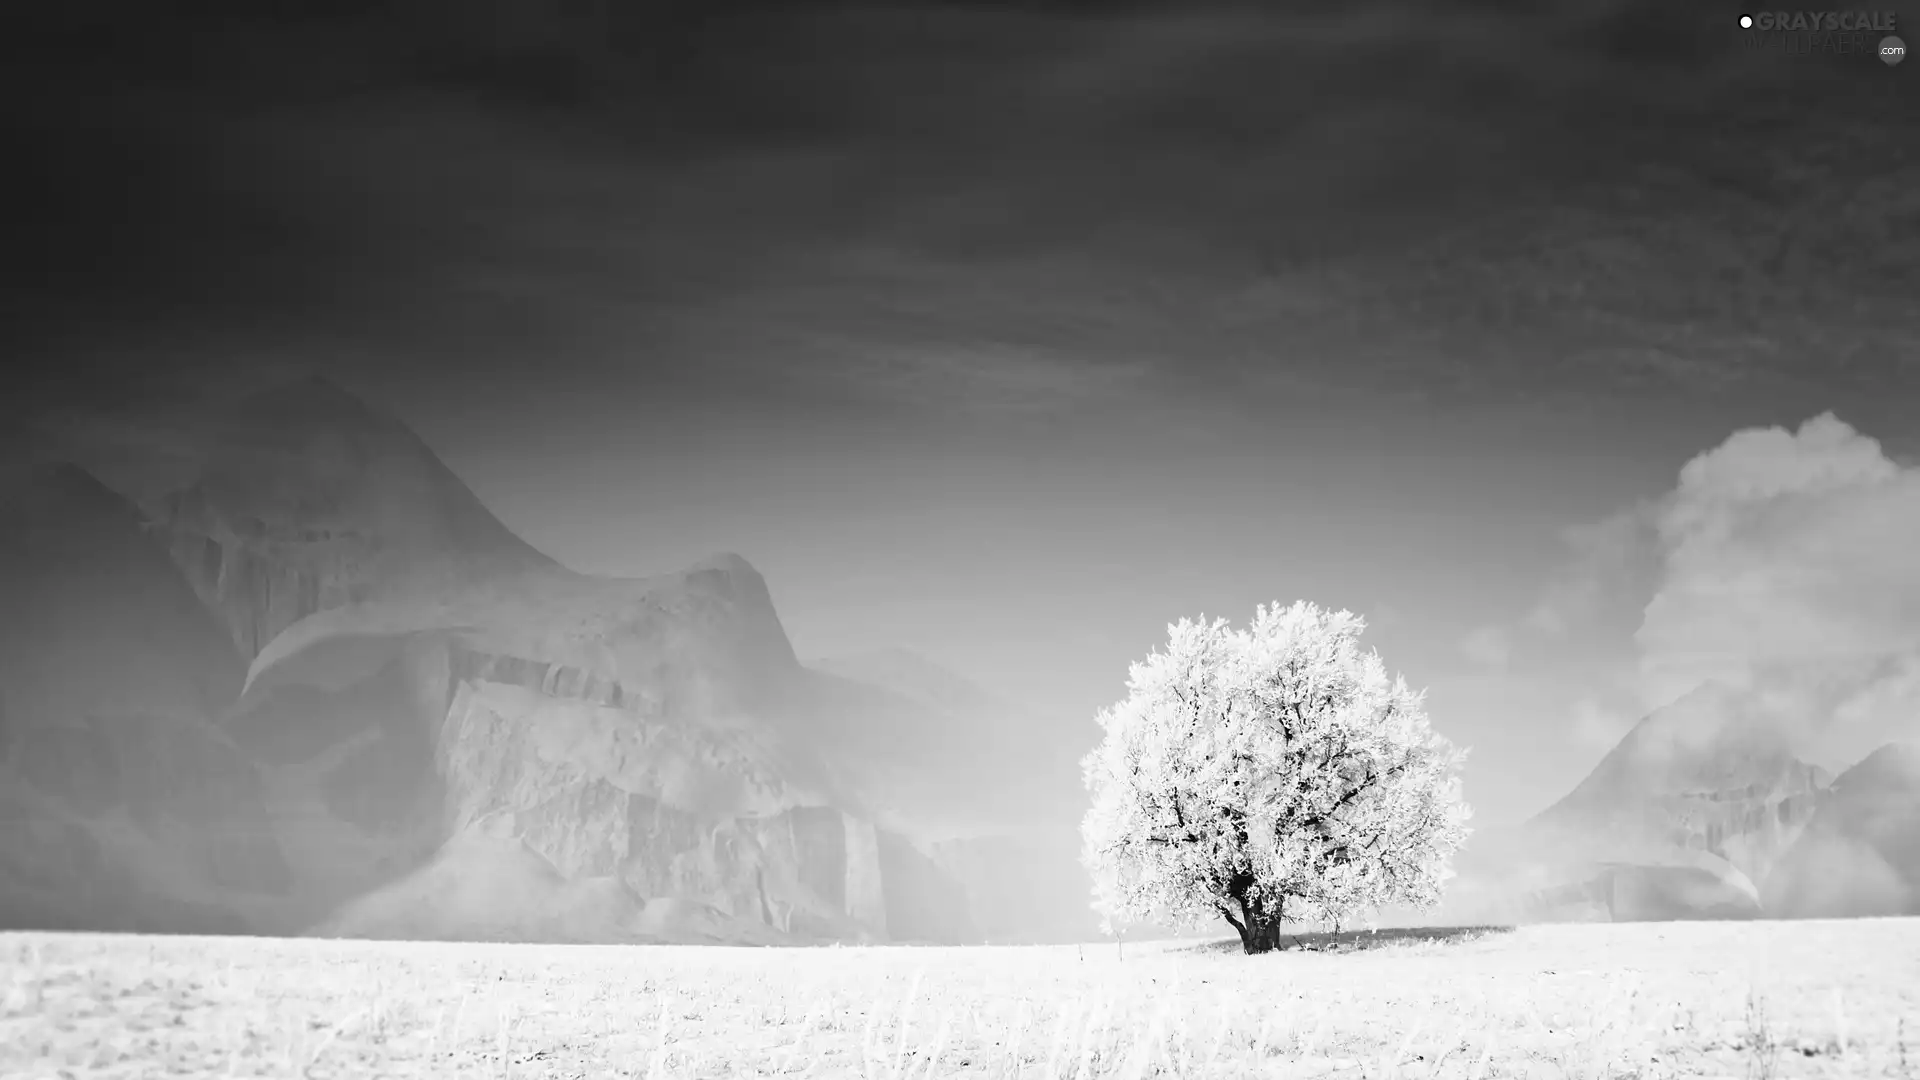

[8,0,1919,826]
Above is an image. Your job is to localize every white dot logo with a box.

[1739,14,1754,28]
[1884,35,1908,65]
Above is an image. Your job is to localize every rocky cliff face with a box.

[6,378,999,944]
[420,629,877,941]
[229,557,981,943]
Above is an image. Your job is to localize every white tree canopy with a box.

[1080,601,1472,952]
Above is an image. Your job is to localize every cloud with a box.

[1629,413,1920,765]
[1507,413,1920,764]
[1457,502,1660,679]
[809,340,1155,416]
[1568,696,1639,754]
[1457,625,1513,671]
[1520,505,1660,638]
[15,0,1883,422]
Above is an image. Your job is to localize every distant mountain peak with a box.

[2,459,125,516]
[1609,681,1800,769]
[674,552,798,681]
[0,456,248,717]
[680,552,777,610]
[1,463,184,572]
[1532,680,1818,830]
[160,374,556,569]
[25,374,560,662]
[1834,741,1920,793]
[203,374,454,479]
[686,551,759,578]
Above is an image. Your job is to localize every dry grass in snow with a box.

[4,919,1919,1078]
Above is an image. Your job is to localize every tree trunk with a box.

[1240,916,1284,954]
[1225,880,1285,955]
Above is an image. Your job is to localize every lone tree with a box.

[1080,601,1471,954]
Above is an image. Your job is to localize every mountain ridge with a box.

[1445,681,1915,925]
[0,462,295,933]
[1763,739,1920,918]
[3,377,1069,944]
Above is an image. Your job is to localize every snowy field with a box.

[4,919,1918,1079]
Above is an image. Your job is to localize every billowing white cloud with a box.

[1503,414,1920,765]
[1632,413,1920,766]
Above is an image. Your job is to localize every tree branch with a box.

[1298,762,1410,833]
[1216,902,1247,938]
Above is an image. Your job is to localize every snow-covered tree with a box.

[1080,601,1472,954]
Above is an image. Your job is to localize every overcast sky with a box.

[9,0,1919,826]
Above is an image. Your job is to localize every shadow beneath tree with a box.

[1174,923,1515,955]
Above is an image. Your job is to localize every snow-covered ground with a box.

[5,919,1917,1078]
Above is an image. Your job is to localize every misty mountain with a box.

[34,372,558,658]
[1534,684,1825,862]
[1,377,1086,944]
[1440,683,1917,924]
[13,373,1914,943]
[1517,683,1824,920]
[0,462,290,933]
[1764,741,1920,918]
